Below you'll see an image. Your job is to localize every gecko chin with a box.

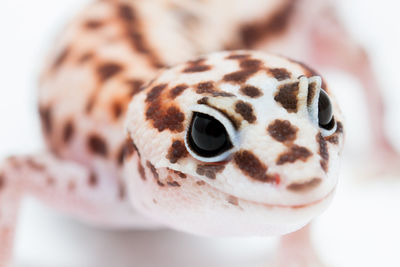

[124,163,336,237]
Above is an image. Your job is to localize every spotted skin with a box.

[8,0,391,266]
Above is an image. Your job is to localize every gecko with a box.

[5,0,396,265]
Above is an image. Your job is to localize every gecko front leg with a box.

[0,152,155,266]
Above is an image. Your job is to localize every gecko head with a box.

[123,50,344,236]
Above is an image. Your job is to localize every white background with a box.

[1,0,400,266]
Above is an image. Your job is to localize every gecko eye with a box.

[318,89,335,130]
[187,112,233,159]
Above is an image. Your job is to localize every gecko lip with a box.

[202,179,336,210]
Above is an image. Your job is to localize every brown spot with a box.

[226,54,250,60]
[117,137,138,166]
[336,121,344,134]
[67,180,76,192]
[146,161,159,180]
[146,104,185,132]
[127,79,144,96]
[196,165,225,180]
[169,84,189,99]
[268,68,291,81]
[167,180,181,187]
[196,180,206,186]
[240,85,263,98]
[46,176,55,187]
[84,20,104,29]
[197,97,208,105]
[39,106,52,135]
[118,183,126,200]
[233,150,274,183]
[0,173,5,191]
[326,135,339,145]
[223,69,258,84]
[287,178,322,192]
[26,158,45,171]
[97,63,123,82]
[274,82,299,113]
[52,47,70,70]
[175,171,187,179]
[88,134,108,157]
[78,52,94,63]
[277,145,312,165]
[183,65,211,73]
[146,84,168,102]
[240,59,263,70]
[118,3,164,68]
[307,81,317,106]
[62,120,74,144]
[138,161,146,180]
[267,119,298,143]
[317,133,329,172]
[88,172,98,187]
[227,195,239,206]
[167,140,188,163]
[196,81,234,97]
[235,100,256,123]
[111,101,124,119]
[240,0,296,47]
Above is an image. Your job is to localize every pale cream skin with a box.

[0,0,394,266]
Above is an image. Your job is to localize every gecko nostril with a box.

[286,178,322,193]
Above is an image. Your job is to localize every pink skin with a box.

[0,0,391,266]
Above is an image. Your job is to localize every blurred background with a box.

[0,0,400,266]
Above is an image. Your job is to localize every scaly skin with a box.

[0,0,374,266]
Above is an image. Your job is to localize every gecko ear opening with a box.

[307,76,337,137]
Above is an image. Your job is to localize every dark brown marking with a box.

[146,104,185,132]
[174,171,187,179]
[223,69,258,84]
[67,180,76,192]
[317,133,329,172]
[227,195,239,206]
[235,101,256,123]
[111,101,124,119]
[226,54,250,60]
[197,97,208,105]
[127,79,144,96]
[97,63,123,82]
[196,81,215,94]
[240,0,296,47]
[118,3,136,21]
[52,47,70,70]
[326,135,339,145]
[118,183,126,200]
[240,59,263,70]
[183,65,211,73]
[138,161,146,181]
[307,82,317,107]
[336,121,344,134]
[274,82,299,113]
[26,158,45,171]
[88,134,108,157]
[233,150,274,183]
[0,173,5,191]
[167,140,188,164]
[78,52,94,63]
[277,145,312,165]
[169,84,189,99]
[240,85,263,98]
[88,172,98,187]
[84,20,104,29]
[62,120,74,144]
[196,165,225,180]
[267,119,298,143]
[146,84,168,102]
[287,178,322,192]
[269,68,291,81]
[167,180,181,187]
[117,137,138,166]
[39,106,52,135]
[146,161,159,180]
[196,180,206,186]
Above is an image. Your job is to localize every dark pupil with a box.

[318,89,334,130]
[188,112,232,157]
